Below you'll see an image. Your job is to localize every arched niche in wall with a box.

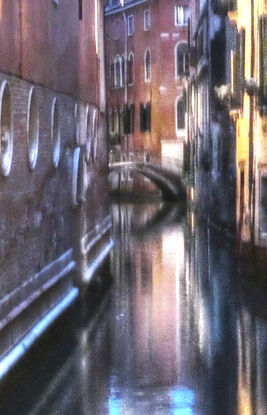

[74,103,80,144]
[27,87,39,170]
[0,81,13,177]
[51,98,60,168]
[85,106,98,163]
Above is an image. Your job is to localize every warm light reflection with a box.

[190,187,195,201]
[191,212,195,231]
[238,386,252,415]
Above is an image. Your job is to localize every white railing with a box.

[109,150,184,174]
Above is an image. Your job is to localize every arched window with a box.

[110,59,115,88]
[175,43,189,78]
[128,53,134,85]
[121,55,125,87]
[176,95,186,135]
[27,87,39,170]
[115,55,121,88]
[144,49,151,83]
[0,81,12,176]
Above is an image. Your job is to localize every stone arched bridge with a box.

[109,151,186,200]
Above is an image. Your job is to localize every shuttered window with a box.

[124,104,135,134]
[261,175,267,234]
[259,15,267,114]
[140,103,151,132]
[128,54,134,84]
[176,43,189,77]
[79,0,83,20]
[110,60,115,88]
[177,96,185,130]
[130,104,135,133]
[231,28,245,109]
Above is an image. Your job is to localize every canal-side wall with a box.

[0,0,111,375]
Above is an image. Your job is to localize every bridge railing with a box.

[109,150,184,175]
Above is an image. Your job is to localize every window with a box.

[114,109,120,134]
[110,59,115,88]
[197,29,204,61]
[128,15,134,36]
[121,55,125,87]
[128,53,134,85]
[120,108,125,136]
[0,81,12,177]
[114,20,120,40]
[27,87,39,170]
[260,175,267,234]
[144,49,151,83]
[175,42,189,78]
[259,15,267,113]
[79,0,83,20]
[130,104,135,133]
[176,95,186,134]
[124,104,135,134]
[115,55,121,88]
[109,110,115,134]
[140,103,151,132]
[231,28,245,109]
[144,10,151,31]
[175,6,189,26]
[51,98,60,168]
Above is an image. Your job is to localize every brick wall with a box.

[105,0,189,154]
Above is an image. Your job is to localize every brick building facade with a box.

[0,0,110,376]
[105,0,189,173]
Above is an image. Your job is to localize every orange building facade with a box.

[105,0,189,172]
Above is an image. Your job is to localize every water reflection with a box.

[1,201,267,415]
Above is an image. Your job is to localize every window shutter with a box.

[79,0,83,20]
[140,103,144,131]
[232,29,245,109]
[146,103,151,132]
[177,99,185,129]
[259,15,267,113]
[124,105,130,134]
[185,52,189,75]
[130,104,135,133]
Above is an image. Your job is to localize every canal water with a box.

[1,201,267,415]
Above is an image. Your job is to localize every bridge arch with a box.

[109,160,186,201]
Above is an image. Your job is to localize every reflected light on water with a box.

[170,388,196,415]
[191,213,195,232]
[108,395,122,415]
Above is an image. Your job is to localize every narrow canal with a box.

[1,201,267,415]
